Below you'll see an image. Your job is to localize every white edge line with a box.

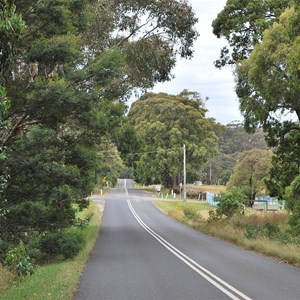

[126,198,252,300]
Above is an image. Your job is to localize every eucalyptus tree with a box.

[213,1,300,223]
[227,149,273,206]
[0,0,199,253]
[212,0,289,68]
[127,91,219,189]
[235,3,300,206]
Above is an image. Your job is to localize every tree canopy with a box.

[126,91,219,189]
[236,5,300,132]
[235,3,300,205]
[212,0,289,67]
[213,1,300,230]
[0,0,199,262]
[227,149,273,205]
[202,122,268,185]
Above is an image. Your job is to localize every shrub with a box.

[4,241,35,277]
[74,213,93,229]
[263,222,280,238]
[214,188,246,218]
[40,229,84,260]
[183,207,199,222]
[245,224,261,239]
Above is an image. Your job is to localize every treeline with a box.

[202,122,268,186]
[0,0,198,271]
[212,0,300,231]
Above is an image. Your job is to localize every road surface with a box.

[75,179,300,300]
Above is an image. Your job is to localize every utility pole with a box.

[209,162,212,185]
[183,144,186,201]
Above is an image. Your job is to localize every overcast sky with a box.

[151,0,243,125]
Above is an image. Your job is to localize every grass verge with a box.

[154,201,300,267]
[0,200,102,300]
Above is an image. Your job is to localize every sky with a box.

[151,0,244,125]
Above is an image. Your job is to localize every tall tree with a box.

[212,0,289,67]
[235,3,300,201]
[127,91,218,189]
[0,0,199,255]
[0,0,25,84]
[227,149,273,206]
[0,0,25,211]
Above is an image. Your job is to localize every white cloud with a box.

[150,0,244,124]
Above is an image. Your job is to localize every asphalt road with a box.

[75,179,300,300]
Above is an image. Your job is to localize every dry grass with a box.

[0,266,14,293]
[186,184,226,194]
[154,201,300,267]
[234,212,289,226]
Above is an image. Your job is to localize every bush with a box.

[264,222,280,238]
[183,207,199,222]
[242,222,283,240]
[214,188,246,218]
[4,241,35,277]
[40,229,84,260]
[245,224,261,239]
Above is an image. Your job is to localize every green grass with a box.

[154,201,300,266]
[0,200,102,300]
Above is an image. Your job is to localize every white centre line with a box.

[126,195,252,300]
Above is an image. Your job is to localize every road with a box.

[75,179,300,300]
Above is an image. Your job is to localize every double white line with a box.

[126,193,251,300]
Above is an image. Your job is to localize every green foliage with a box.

[0,201,101,300]
[213,188,246,219]
[243,223,280,240]
[227,149,273,203]
[233,3,300,226]
[126,90,218,189]
[0,0,199,264]
[39,229,84,260]
[213,1,300,227]
[236,5,300,133]
[212,0,289,67]
[0,0,25,83]
[202,122,268,185]
[285,175,300,234]
[4,241,35,277]
[183,207,199,222]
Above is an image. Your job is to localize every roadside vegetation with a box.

[1,0,300,296]
[0,201,102,300]
[0,0,198,284]
[154,195,300,267]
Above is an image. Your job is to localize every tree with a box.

[213,1,300,225]
[285,175,300,234]
[235,3,300,201]
[227,149,273,206]
[212,188,247,219]
[127,91,219,189]
[212,0,289,68]
[219,122,268,154]
[0,0,25,84]
[0,0,200,258]
[0,0,25,223]
[96,139,125,187]
[202,122,268,185]
[236,5,300,132]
